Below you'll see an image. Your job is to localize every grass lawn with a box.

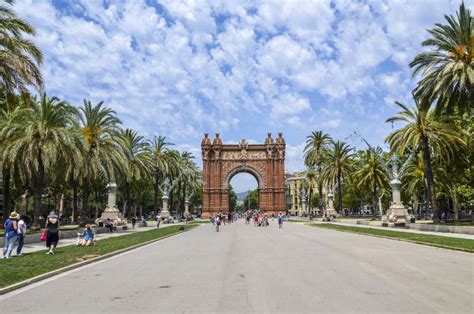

[0,224,197,289]
[187,220,210,224]
[311,223,474,253]
[286,219,309,223]
[431,221,474,226]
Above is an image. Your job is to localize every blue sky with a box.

[16,0,466,192]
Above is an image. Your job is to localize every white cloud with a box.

[14,0,456,171]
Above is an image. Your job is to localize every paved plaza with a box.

[1,220,472,313]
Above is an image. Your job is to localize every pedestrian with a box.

[16,215,28,256]
[156,214,161,228]
[2,211,19,259]
[131,216,137,229]
[45,211,59,255]
[215,215,221,232]
[277,212,284,229]
[105,218,114,233]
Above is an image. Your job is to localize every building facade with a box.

[285,172,327,216]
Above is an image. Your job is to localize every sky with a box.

[16,0,467,192]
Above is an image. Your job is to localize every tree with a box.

[243,189,258,210]
[228,185,237,211]
[150,136,176,214]
[386,100,466,222]
[410,2,473,114]
[2,94,83,224]
[76,100,125,223]
[0,0,43,99]
[0,94,28,218]
[304,131,331,211]
[118,129,151,217]
[352,147,389,216]
[321,140,353,214]
[174,151,200,217]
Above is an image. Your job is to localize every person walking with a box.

[277,212,284,229]
[156,214,161,228]
[16,215,28,256]
[131,216,137,229]
[2,211,19,259]
[215,215,221,232]
[45,211,59,255]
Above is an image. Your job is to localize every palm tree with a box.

[76,100,125,224]
[0,94,26,218]
[410,2,473,114]
[386,100,466,222]
[2,94,83,224]
[304,131,331,211]
[174,151,198,217]
[118,128,151,217]
[320,140,353,214]
[0,0,43,98]
[150,136,177,214]
[353,147,389,216]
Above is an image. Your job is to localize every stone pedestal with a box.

[382,178,409,227]
[184,200,190,217]
[323,192,338,221]
[96,183,126,226]
[160,195,170,220]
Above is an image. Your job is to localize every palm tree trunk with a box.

[2,165,11,220]
[125,181,131,217]
[451,190,459,222]
[33,156,45,226]
[318,180,324,214]
[372,181,377,217]
[421,134,439,222]
[153,174,159,215]
[337,169,343,214]
[72,180,78,224]
[81,177,90,225]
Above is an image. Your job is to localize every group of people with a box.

[2,210,102,258]
[2,211,28,259]
[211,212,235,232]
[245,210,285,228]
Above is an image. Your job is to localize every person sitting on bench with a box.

[104,218,114,233]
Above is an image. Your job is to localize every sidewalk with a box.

[18,222,179,255]
[313,221,474,240]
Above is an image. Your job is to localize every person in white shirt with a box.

[16,215,28,256]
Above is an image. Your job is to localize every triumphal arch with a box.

[201,133,286,218]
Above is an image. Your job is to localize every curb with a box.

[0,225,198,296]
[309,224,474,254]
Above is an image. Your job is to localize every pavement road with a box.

[1,220,473,313]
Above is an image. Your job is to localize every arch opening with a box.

[228,172,259,212]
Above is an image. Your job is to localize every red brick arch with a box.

[201,133,286,217]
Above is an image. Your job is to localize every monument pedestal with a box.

[96,183,127,226]
[184,200,190,218]
[382,203,409,227]
[160,196,171,220]
[323,191,339,221]
[382,178,409,227]
[96,206,126,226]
